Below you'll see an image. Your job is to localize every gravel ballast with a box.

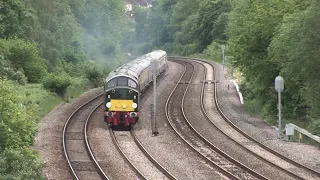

[88,106,140,180]
[35,88,103,180]
[213,62,320,172]
[135,61,228,179]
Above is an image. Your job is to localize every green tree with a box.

[227,0,314,124]
[195,0,231,51]
[0,55,28,84]
[269,0,320,124]
[0,38,48,83]
[0,79,44,179]
[42,73,72,97]
[0,78,36,150]
[0,148,44,179]
[0,0,27,38]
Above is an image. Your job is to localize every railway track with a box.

[209,64,320,179]
[199,59,320,179]
[60,56,319,179]
[109,127,177,180]
[170,56,320,179]
[165,59,267,179]
[62,94,110,180]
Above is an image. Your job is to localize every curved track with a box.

[62,94,110,180]
[165,59,267,179]
[170,56,320,180]
[109,128,177,180]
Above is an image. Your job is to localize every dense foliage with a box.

[130,0,320,134]
[0,0,129,177]
[0,79,44,179]
[0,39,48,83]
[42,73,72,97]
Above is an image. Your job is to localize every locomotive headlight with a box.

[132,103,137,109]
[106,102,112,108]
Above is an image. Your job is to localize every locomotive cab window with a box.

[107,77,137,89]
[117,77,127,86]
[128,79,137,88]
[107,78,117,88]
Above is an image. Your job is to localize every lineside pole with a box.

[278,91,281,139]
[152,60,159,136]
[275,76,284,139]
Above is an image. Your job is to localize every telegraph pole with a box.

[151,59,159,136]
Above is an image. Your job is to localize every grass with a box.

[18,84,61,119]
[64,78,92,101]
[18,77,93,120]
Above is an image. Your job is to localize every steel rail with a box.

[62,93,109,180]
[166,58,240,180]
[109,128,147,180]
[179,60,268,179]
[170,56,320,178]
[197,60,304,179]
[84,102,110,179]
[130,128,178,180]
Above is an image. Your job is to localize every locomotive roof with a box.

[105,50,166,83]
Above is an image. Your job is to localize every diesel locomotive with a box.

[104,50,167,127]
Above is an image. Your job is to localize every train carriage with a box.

[104,50,167,128]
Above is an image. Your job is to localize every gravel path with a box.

[213,62,320,172]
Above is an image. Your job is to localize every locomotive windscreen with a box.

[107,77,137,89]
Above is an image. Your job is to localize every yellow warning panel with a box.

[109,99,134,112]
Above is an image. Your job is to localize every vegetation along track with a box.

[62,94,110,180]
[166,58,266,179]
[172,56,320,179]
[109,128,177,180]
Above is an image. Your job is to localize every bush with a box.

[79,61,104,87]
[0,38,48,83]
[61,61,105,87]
[203,41,223,62]
[86,67,104,87]
[174,43,197,56]
[0,78,37,150]
[163,43,198,56]
[311,120,320,135]
[0,56,28,85]
[42,73,72,97]
[0,148,44,179]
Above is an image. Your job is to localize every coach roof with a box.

[105,50,166,83]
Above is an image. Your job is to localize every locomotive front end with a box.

[104,76,139,127]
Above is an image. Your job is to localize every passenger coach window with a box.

[128,79,137,88]
[107,79,117,88]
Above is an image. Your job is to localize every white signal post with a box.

[275,76,284,139]
[151,59,159,136]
